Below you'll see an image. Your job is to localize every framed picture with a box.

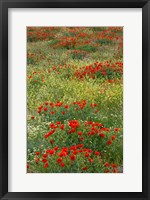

[0,0,150,199]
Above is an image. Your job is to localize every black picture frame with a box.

[0,0,150,199]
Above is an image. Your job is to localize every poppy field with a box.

[27,27,123,173]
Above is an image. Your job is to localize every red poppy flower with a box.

[105,170,110,173]
[42,159,47,163]
[64,105,69,108]
[70,146,76,151]
[60,162,65,167]
[35,151,40,155]
[70,155,76,161]
[50,111,55,115]
[44,162,49,168]
[55,102,63,107]
[68,129,76,134]
[76,144,84,148]
[94,151,100,156]
[35,158,40,163]
[42,153,48,158]
[38,105,43,110]
[57,157,62,163]
[62,112,65,115]
[113,168,118,173]
[78,131,82,136]
[58,151,67,157]
[87,149,92,153]
[105,162,110,167]
[27,164,30,169]
[44,108,48,111]
[45,102,48,105]
[49,150,54,155]
[107,140,112,145]
[50,140,54,144]
[112,164,117,168]
[84,153,90,157]
[88,132,92,136]
[88,157,94,162]
[31,116,35,119]
[79,137,84,141]
[62,147,68,151]
[101,128,110,132]
[111,135,116,140]
[114,128,119,131]
[82,167,87,171]
[72,151,78,155]
[44,134,49,138]
[60,124,65,130]
[50,123,57,129]
[44,130,55,138]
[69,120,80,129]
[54,146,59,151]
[99,133,105,138]
[56,121,61,125]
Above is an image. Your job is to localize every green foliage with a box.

[95,38,113,45]
[75,44,97,52]
[48,39,61,46]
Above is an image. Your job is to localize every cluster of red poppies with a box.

[31,143,119,173]
[75,61,123,80]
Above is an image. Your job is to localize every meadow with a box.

[27,27,123,173]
